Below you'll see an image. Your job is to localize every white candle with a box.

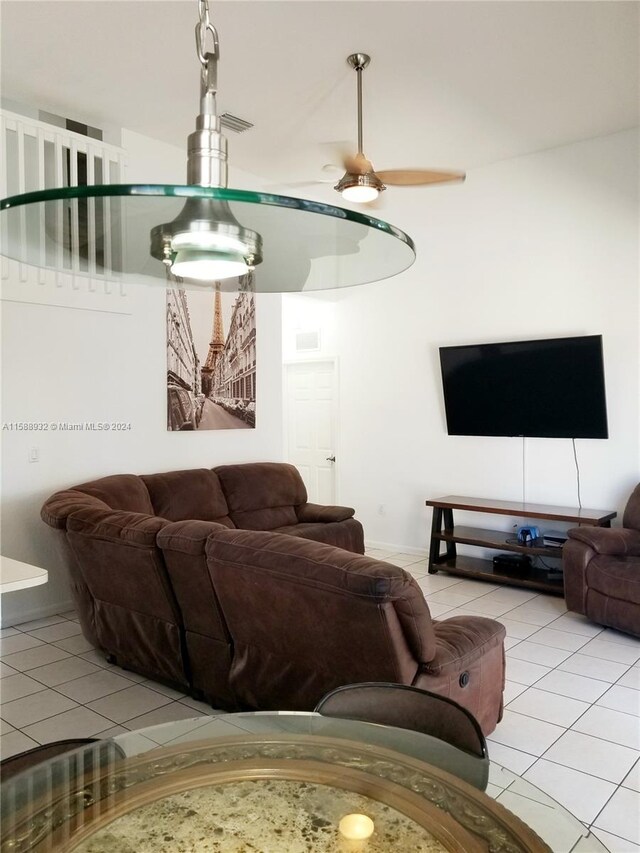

[338,813,375,840]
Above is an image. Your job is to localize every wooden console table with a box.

[425,496,616,595]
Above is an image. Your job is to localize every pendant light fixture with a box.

[149,3,262,283]
[0,2,415,292]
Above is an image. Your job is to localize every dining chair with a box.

[314,682,489,789]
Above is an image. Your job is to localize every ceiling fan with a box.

[331,53,466,204]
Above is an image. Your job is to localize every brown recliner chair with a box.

[564,483,640,638]
[202,528,506,734]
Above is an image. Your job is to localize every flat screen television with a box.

[439,335,608,438]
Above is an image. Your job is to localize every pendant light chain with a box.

[196,0,218,67]
[196,0,219,105]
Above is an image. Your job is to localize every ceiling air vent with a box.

[220,113,253,134]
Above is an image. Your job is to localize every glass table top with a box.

[0,712,608,853]
[0,185,416,293]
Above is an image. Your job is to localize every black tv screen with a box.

[439,335,608,439]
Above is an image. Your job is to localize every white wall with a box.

[282,293,338,364]
[0,130,283,625]
[331,129,639,551]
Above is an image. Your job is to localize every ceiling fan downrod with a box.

[347,52,370,156]
[334,53,386,202]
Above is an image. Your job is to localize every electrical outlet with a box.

[28,447,39,463]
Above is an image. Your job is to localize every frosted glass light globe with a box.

[338,813,375,840]
[171,249,248,281]
[341,185,379,204]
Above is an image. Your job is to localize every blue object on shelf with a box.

[517,526,540,544]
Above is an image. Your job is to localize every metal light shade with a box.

[150,196,263,281]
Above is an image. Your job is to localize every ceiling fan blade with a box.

[343,152,374,176]
[376,169,466,186]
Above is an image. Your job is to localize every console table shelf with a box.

[434,554,565,594]
[426,495,616,595]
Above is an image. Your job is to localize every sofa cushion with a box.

[142,468,234,526]
[157,519,231,556]
[215,463,307,529]
[587,556,640,605]
[73,474,154,515]
[233,505,298,531]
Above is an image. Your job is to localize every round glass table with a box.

[0,711,607,853]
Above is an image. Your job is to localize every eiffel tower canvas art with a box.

[166,276,256,431]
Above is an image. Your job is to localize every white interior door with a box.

[285,360,337,504]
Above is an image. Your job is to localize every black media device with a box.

[439,335,608,439]
[493,553,532,571]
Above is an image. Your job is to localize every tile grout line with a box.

[0,639,187,731]
[498,602,639,848]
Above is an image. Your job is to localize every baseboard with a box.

[364,540,428,557]
[2,598,75,629]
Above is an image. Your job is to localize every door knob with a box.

[326,455,336,462]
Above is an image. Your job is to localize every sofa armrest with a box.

[296,503,355,523]
[421,617,506,677]
[157,519,229,556]
[567,526,640,557]
[66,507,167,547]
[41,490,111,530]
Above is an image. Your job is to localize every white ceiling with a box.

[1,1,638,185]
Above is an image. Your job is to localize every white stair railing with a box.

[0,109,131,312]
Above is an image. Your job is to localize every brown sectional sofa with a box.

[42,462,506,734]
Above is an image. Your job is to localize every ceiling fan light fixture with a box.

[335,172,386,204]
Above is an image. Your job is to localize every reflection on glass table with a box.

[0,711,608,852]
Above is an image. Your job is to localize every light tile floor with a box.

[0,551,638,851]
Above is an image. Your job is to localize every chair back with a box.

[315,682,487,759]
[623,483,640,531]
[206,530,436,710]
